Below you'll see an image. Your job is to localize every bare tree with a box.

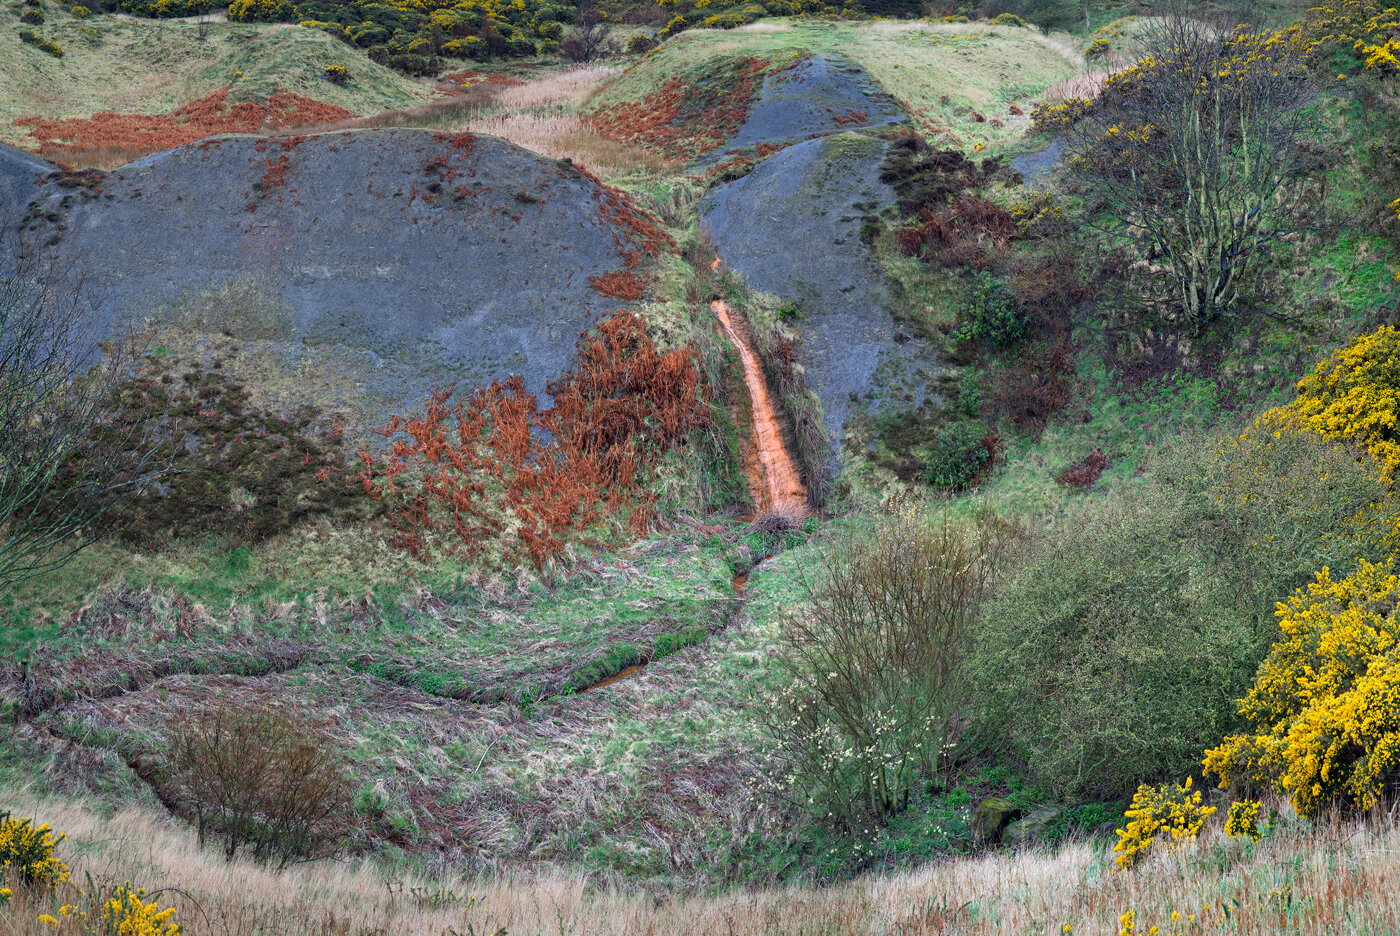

[560,0,617,63]
[1064,10,1322,327]
[169,698,351,867]
[0,244,167,590]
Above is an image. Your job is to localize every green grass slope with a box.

[0,3,436,145]
[590,19,1081,153]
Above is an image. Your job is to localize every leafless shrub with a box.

[167,698,352,868]
[0,244,168,590]
[761,497,1019,829]
[560,1,618,63]
[748,506,805,537]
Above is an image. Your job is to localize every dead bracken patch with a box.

[1059,448,1110,489]
[588,270,646,300]
[14,87,356,165]
[359,311,709,569]
[441,70,527,88]
[588,57,770,160]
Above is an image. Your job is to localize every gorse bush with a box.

[0,813,68,886]
[762,499,1017,829]
[1113,777,1216,869]
[952,272,1025,348]
[1255,325,1400,477]
[1224,799,1261,841]
[44,885,183,936]
[923,422,996,490]
[92,886,181,936]
[17,27,61,55]
[972,427,1400,798]
[1203,558,1400,817]
[220,0,576,65]
[168,699,351,867]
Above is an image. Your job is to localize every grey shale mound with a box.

[3,129,663,437]
[703,131,939,461]
[718,54,904,154]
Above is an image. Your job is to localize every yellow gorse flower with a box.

[99,887,182,936]
[1225,799,1262,840]
[1254,326,1400,479]
[1204,558,1400,816]
[0,813,69,887]
[1113,777,1217,869]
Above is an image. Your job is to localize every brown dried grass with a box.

[463,111,673,175]
[6,788,1400,935]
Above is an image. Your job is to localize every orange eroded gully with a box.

[709,292,808,514]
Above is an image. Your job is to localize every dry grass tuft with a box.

[493,65,619,109]
[464,111,673,175]
[1042,67,1130,101]
[5,789,1400,935]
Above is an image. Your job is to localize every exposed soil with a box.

[711,296,807,514]
[702,132,941,458]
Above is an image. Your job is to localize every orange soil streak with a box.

[586,664,643,691]
[710,296,807,514]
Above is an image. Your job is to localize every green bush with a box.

[70,4,91,15]
[953,272,1025,348]
[625,31,655,53]
[761,500,1016,829]
[19,9,43,23]
[970,427,1400,799]
[923,421,994,490]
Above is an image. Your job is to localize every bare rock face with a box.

[6,130,660,437]
[0,142,53,228]
[717,54,904,153]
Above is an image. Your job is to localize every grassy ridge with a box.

[0,8,435,143]
[589,19,1081,154]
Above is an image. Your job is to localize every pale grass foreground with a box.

[4,790,1400,935]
